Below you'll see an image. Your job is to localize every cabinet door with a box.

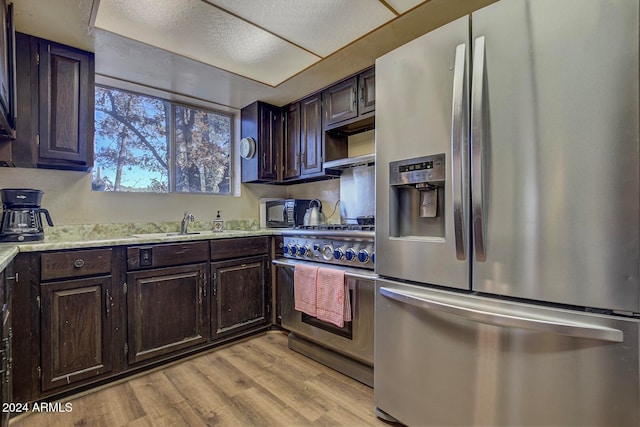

[283,102,301,179]
[211,255,269,340]
[300,95,323,175]
[323,76,358,127]
[38,40,94,169]
[241,101,282,183]
[40,276,112,392]
[0,0,15,139]
[359,68,375,115]
[0,266,11,427]
[127,264,208,364]
[258,103,281,180]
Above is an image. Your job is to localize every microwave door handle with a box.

[471,36,487,262]
[451,43,468,261]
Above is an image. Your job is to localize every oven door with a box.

[273,258,375,367]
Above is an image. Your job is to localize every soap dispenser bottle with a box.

[213,210,224,232]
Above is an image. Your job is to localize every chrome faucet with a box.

[180,212,195,234]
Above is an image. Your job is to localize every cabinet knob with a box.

[73,259,85,268]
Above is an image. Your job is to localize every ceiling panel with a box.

[94,0,320,86]
[207,0,396,57]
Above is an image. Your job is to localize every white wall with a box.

[0,128,374,226]
[0,167,287,225]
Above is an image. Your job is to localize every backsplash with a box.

[44,219,260,241]
[339,164,375,223]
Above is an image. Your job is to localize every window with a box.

[92,86,232,194]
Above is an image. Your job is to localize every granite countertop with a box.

[0,219,275,272]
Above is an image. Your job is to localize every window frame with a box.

[93,77,240,196]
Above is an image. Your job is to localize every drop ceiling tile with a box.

[94,0,321,86]
[207,0,396,57]
[384,0,428,14]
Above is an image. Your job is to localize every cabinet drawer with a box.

[41,249,112,280]
[210,237,269,260]
[127,241,208,270]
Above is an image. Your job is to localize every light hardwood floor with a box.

[11,331,390,426]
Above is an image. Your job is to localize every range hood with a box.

[324,153,375,170]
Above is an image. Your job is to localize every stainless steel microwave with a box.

[262,199,311,228]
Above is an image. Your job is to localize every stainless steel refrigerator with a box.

[374,0,640,425]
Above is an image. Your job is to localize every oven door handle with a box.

[272,259,377,281]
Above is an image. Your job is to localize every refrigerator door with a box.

[375,16,470,290]
[375,278,640,426]
[470,0,640,311]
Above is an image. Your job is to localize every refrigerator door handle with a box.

[471,36,487,262]
[451,43,468,261]
[380,287,624,343]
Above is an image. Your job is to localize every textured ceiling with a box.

[93,0,424,86]
[13,0,497,109]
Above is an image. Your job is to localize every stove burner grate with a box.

[295,224,375,232]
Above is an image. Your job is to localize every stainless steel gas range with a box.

[273,226,376,386]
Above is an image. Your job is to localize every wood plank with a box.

[10,332,387,427]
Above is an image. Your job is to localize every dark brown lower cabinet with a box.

[0,265,13,427]
[40,276,112,392]
[11,237,272,404]
[211,255,269,340]
[127,263,208,364]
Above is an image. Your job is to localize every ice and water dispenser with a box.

[388,153,446,239]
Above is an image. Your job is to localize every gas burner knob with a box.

[283,245,290,255]
[291,245,299,256]
[345,248,357,262]
[372,253,375,264]
[357,249,369,263]
[322,245,334,260]
[303,245,313,257]
[333,248,345,260]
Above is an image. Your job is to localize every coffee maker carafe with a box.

[0,188,54,242]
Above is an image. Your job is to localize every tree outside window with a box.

[93,86,231,194]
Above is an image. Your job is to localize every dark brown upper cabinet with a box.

[300,94,323,176]
[38,41,94,169]
[359,67,376,115]
[2,32,94,170]
[323,67,375,134]
[241,101,282,183]
[283,102,301,180]
[246,68,375,184]
[0,0,15,141]
[282,94,347,183]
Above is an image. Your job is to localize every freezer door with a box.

[375,278,640,426]
[470,0,640,311]
[375,16,470,290]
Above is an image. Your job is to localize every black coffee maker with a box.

[0,188,54,242]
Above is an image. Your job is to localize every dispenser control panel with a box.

[389,153,445,186]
